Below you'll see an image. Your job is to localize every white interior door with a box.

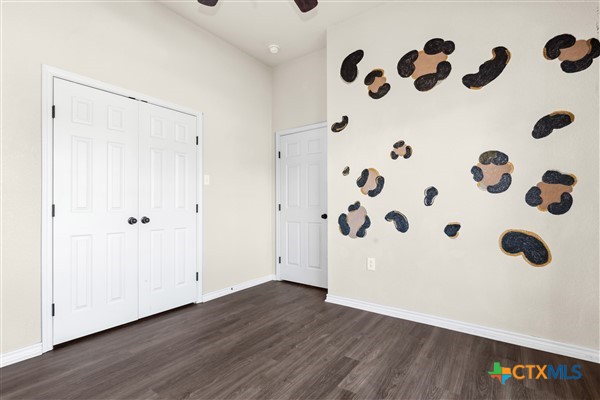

[279,126,328,288]
[53,78,140,344]
[138,102,197,318]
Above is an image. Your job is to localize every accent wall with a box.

[326,2,599,351]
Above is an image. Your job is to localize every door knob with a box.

[128,217,138,225]
[321,214,327,220]
[141,216,150,224]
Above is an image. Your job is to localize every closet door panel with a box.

[53,78,140,344]
[139,103,197,318]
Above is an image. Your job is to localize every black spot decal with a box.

[414,61,451,92]
[348,201,361,212]
[547,193,574,216]
[390,140,412,160]
[487,174,513,194]
[423,38,455,55]
[462,47,511,89]
[356,169,368,187]
[444,223,461,238]
[364,69,391,99]
[424,186,438,206]
[544,34,600,73]
[525,186,543,207]
[340,50,364,83]
[331,116,349,133]
[385,211,409,233]
[471,166,484,182]
[532,111,574,139]
[197,0,219,6]
[338,201,371,239]
[525,170,577,215]
[479,150,509,165]
[357,168,385,197]
[293,0,318,13]
[398,38,454,92]
[397,50,418,77]
[471,150,513,194]
[500,229,551,267]
[544,34,576,59]
[542,170,576,186]
[342,166,350,176]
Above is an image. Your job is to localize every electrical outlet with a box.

[367,257,376,271]
[204,175,210,185]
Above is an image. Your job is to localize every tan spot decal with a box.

[470,150,513,194]
[338,201,371,239]
[390,140,412,160]
[364,69,391,99]
[525,170,577,215]
[544,34,600,73]
[356,168,385,197]
[397,38,455,91]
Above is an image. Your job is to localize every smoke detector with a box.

[268,44,280,55]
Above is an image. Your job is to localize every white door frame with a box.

[41,65,204,353]
[274,122,327,282]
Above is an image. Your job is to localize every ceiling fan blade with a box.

[197,0,219,7]
[293,0,318,13]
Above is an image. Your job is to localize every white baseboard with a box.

[0,276,275,368]
[203,274,275,302]
[0,343,43,368]
[326,294,599,364]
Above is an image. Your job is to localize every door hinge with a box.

[196,136,199,145]
[196,272,199,282]
[52,204,56,217]
[196,204,199,213]
[52,303,55,317]
[278,151,281,159]
[278,204,281,211]
[52,105,56,119]
[278,257,281,264]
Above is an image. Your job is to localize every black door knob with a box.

[128,217,138,225]
[141,216,150,224]
[321,214,327,220]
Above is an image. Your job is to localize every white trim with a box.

[41,65,199,116]
[0,343,43,368]
[202,275,275,303]
[196,113,204,303]
[41,65,204,352]
[276,122,328,137]
[41,66,54,353]
[274,122,327,283]
[326,294,600,364]
[275,133,281,281]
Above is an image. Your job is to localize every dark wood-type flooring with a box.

[1,281,599,399]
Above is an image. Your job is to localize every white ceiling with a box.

[159,0,382,67]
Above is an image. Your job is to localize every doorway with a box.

[276,123,327,288]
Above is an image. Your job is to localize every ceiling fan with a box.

[197,0,318,13]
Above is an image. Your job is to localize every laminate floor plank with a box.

[1,281,598,400]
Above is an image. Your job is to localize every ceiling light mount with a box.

[268,44,280,55]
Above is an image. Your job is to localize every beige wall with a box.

[273,48,327,132]
[327,2,599,349]
[1,2,274,353]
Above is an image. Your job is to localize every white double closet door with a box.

[53,78,198,345]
